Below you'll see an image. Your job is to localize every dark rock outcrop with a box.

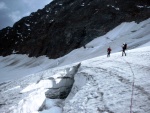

[0,0,150,58]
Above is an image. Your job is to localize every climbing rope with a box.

[123,58,135,113]
[105,34,135,113]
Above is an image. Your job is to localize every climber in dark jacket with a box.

[122,43,127,56]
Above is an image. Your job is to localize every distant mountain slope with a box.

[0,0,150,58]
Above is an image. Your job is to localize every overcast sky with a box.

[0,0,52,30]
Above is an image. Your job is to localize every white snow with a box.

[81,3,85,7]
[137,5,144,8]
[12,50,17,54]
[40,99,63,113]
[0,18,150,113]
[115,7,119,10]
[25,23,30,27]
[46,10,49,12]
[107,5,120,10]
[59,4,63,6]
[49,19,54,23]
[64,46,150,113]
[137,5,150,9]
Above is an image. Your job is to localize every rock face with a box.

[0,0,150,58]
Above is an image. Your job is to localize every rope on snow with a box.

[123,58,135,113]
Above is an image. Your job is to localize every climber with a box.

[122,43,127,56]
[107,46,111,57]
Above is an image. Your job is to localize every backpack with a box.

[124,43,127,49]
[107,48,111,52]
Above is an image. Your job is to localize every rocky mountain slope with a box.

[0,0,150,58]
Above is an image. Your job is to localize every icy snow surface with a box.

[0,18,150,113]
[64,46,150,113]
